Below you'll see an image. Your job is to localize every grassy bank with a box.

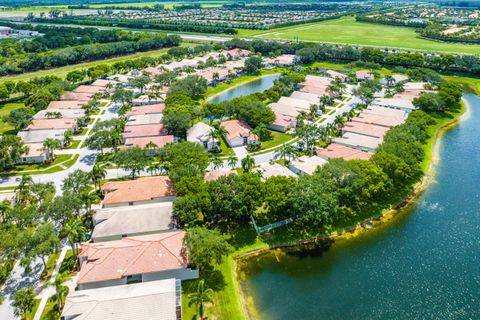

[252,16,480,55]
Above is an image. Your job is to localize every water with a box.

[239,94,480,320]
[208,74,280,104]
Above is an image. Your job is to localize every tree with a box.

[43,138,61,161]
[241,155,255,173]
[114,147,150,179]
[62,169,91,194]
[0,136,28,171]
[52,273,69,312]
[163,111,192,138]
[274,144,297,162]
[4,108,33,131]
[66,70,84,83]
[64,218,86,261]
[184,226,233,270]
[90,164,107,191]
[413,92,442,113]
[13,288,35,320]
[168,75,208,98]
[210,156,223,170]
[188,280,214,320]
[227,155,238,169]
[244,56,263,74]
[25,223,60,274]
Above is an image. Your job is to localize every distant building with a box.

[187,122,216,150]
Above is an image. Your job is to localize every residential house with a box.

[77,232,198,290]
[352,112,405,128]
[186,122,216,150]
[132,95,164,106]
[263,54,296,67]
[342,121,390,138]
[17,129,67,145]
[47,100,85,110]
[123,123,167,139]
[91,79,119,89]
[107,74,132,84]
[326,70,348,82]
[370,98,416,114]
[258,163,298,179]
[220,120,258,147]
[26,118,78,131]
[33,109,85,120]
[92,202,176,242]
[16,143,48,164]
[290,91,322,104]
[60,92,92,102]
[364,106,406,118]
[74,85,105,95]
[62,279,182,320]
[334,132,383,153]
[126,104,165,117]
[288,155,328,176]
[124,135,174,149]
[101,176,176,208]
[222,48,252,58]
[143,66,163,76]
[356,70,374,81]
[316,143,373,161]
[204,169,237,181]
[126,114,163,126]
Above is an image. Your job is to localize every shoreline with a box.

[234,98,469,320]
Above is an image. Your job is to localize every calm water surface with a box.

[208,74,280,104]
[240,94,480,320]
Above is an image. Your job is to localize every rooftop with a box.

[371,98,415,110]
[204,169,237,181]
[47,100,85,110]
[74,85,105,94]
[60,92,92,102]
[290,91,321,103]
[124,135,174,149]
[334,132,383,151]
[126,104,165,117]
[26,118,77,130]
[259,163,298,179]
[62,279,178,320]
[342,121,390,138]
[290,155,328,175]
[317,143,373,161]
[92,202,175,241]
[126,114,163,126]
[78,232,186,285]
[364,106,406,118]
[17,129,66,144]
[23,143,47,158]
[34,109,85,119]
[123,123,167,139]
[187,122,214,144]
[220,120,256,141]
[102,176,175,206]
[352,112,405,128]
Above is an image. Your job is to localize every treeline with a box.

[0,34,181,76]
[0,23,148,54]
[420,25,480,44]
[356,15,428,28]
[31,17,238,35]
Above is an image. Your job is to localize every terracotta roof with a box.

[220,120,257,142]
[317,143,373,161]
[23,143,47,158]
[352,113,405,128]
[102,176,175,206]
[74,85,105,94]
[143,67,163,75]
[91,79,119,88]
[27,118,77,130]
[124,135,174,148]
[204,169,237,181]
[300,85,328,96]
[60,92,92,101]
[48,100,85,110]
[343,121,389,138]
[326,70,348,80]
[77,232,186,285]
[123,124,167,139]
[356,70,374,80]
[126,104,165,116]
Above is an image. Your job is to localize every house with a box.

[17,129,66,145]
[124,135,174,149]
[277,96,316,112]
[300,85,328,96]
[123,123,167,139]
[143,66,163,76]
[263,54,296,67]
[107,74,132,84]
[303,75,332,87]
[290,91,322,104]
[204,169,237,181]
[356,70,374,81]
[370,98,416,114]
[342,121,389,139]
[326,70,348,82]
[62,279,181,320]
[269,109,297,132]
[364,106,406,118]
[316,143,373,161]
[132,95,164,106]
[380,74,409,86]
[91,79,119,88]
[126,104,165,117]
[187,122,216,150]
[220,120,258,147]
[77,232,198,290]
[16,143,48,164]
[92,202,176,242]
[352,112,405,128]
[258,163,298,179]
[288,155,328,176]
[33,109,85,120]
[74,85,105,95]
[60,92,92,102]
[126,114,163,126]
[26,118,78,131]
[334,132,383,153]
[47,100,85,110]
[101,176,176,208]
[222,48,251,58]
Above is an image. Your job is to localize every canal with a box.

[208,74,280,104]
[239,93,480,320]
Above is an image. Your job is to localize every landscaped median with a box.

[0,154,79,177]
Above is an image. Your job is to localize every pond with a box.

[207,74,281,104]
[239,94,480,320]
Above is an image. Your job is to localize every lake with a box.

[208,74,280,104]
[239,94,480,320]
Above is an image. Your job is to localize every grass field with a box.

[0,102,23,134]
[251,16,480,55]
[0,43,196,84]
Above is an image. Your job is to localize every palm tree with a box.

[0,200,10,223]
[64,218,86,261]
[43,138,61,162]
[63,130,73,148]
[252,124,270,141]
[210,156,223,170]
[91,164,107,191]
[241,155,255,173]
[145,141,158,154]
[15,174,33,204]
[188,280,214,320]
[227,155,238,169]
[53,274,69,312]
[282,144,298,161]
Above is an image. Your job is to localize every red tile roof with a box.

[220,120,257,142]
[74,85,105,94]
[77,232,187,285]
[27,118,77,130]
[342,121,389,138]
[124,135,174,148]
[317,143,373,161]
[123,124,167,139]
[102,176,175,206]
[127,104,165,116]
[48,100,85,110]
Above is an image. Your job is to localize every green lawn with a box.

[217,137,235,157]
[258,131,293,151]
[65,140,81,150]
[5,154,71,173]
[253,16,480,55]
[0,102,24,134]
